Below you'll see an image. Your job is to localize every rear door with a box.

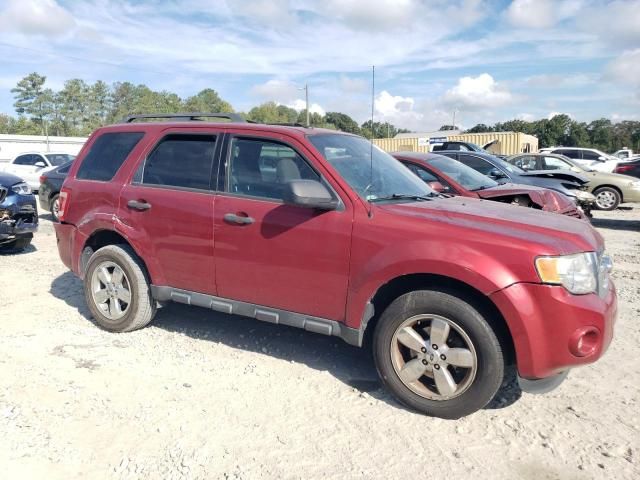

[212,131,353,321]
[119,130,219,295]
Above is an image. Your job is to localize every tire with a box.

[373,290,504,419]
[593,187,621,211]
[50,194,60,222]
[0,234,32,252]
[83,244,156,332]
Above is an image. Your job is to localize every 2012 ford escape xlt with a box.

[54,113,616,419]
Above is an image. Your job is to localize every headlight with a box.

[630,181,640,190]
[535,252,598,294]
[575,190,596,202]
[11,182,32,195]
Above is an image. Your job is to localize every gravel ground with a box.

[1,208,639,480]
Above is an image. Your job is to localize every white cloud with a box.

[251,79,300,102]
[505,0,582,29]
[516,113,535,121]
[525,73,594,88]
[577,0,640,47]
[442,73,514,110]
[605,49,640,87]
[374,90,423,129]
[0,0,76,37]
[325,0,418,30]
[287,99,326,116]
[548,111,572,119]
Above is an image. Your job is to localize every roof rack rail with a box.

[267,122,309,127]
[121,112,246,123]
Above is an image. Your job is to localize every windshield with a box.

[46,153,76,166]
[555,154,591,172]
[308,134,434,201]
[428,156,498,191]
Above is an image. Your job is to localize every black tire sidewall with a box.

[50,194,60,222]
[594,187,620,211]
[373,290,504,419]
[84,246,143,332]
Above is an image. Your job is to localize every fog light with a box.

[569,327,600,357]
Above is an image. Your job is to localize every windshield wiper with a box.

[470,185,491,191]
[370,193,436,203]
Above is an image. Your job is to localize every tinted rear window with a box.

[76,132,144,181]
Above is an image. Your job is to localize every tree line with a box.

[2,73,638,152]
[0,72,409,139]
[466,115,640,152]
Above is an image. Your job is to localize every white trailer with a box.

[0,134,87,164]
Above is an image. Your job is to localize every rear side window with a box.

[76,132,144,181]
[141,134,217,190]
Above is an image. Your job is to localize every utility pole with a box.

[452,109,458,130]
[299,84,309,127]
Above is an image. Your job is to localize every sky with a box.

[0,0,639,131]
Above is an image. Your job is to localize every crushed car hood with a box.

[518,170,589,185]
[376,196,602,254]
[476,184,580,215]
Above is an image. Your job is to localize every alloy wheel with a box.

[595,190,617,209]
[90,261,132,321]
[390,314,478,400]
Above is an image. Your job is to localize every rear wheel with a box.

[84,244,156,332]
[50,194,60,222]
[373,290,505,419]
[593,187,621,210]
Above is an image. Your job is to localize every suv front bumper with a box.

[490,282,616,383]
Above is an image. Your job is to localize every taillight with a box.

[39,175,47,184]
[58,189,70,222]
[614,164,632,173]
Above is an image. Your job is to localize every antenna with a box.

[368,65,375,217]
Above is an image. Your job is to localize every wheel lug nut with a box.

[421,347,426,353]
[422,359,428,365]
[434,364,440,370]
[432,344,438,350]
[440,354,446,361]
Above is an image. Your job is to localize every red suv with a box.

[54,113,616,418]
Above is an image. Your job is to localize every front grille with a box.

[0,187,7,203]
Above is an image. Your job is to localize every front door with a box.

[118,132,218,295]
[213,134,353,321]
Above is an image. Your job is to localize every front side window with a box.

[227,137,320,201]
[581,150,601,161]
[77,132,144,181]
[141,134,217,190]
[512,155,537,170]
[308,134,433,201]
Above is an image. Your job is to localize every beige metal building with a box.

[374,131,538,155]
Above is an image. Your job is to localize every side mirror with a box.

[428,181,445,193]
[284,179,339,210]
[35,161,46,168]
[488,168,506,179]
[597,156,607,162]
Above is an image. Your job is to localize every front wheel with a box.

[593,187,621,211]
[373,290,504,419]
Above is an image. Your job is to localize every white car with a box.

[539,147,620,173]
[0,152,76,191]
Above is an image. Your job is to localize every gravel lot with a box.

[1,208,639,480]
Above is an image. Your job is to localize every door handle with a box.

[127,199,152,211]
[224,213,254,225]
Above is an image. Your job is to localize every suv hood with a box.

[376,196,602,254]
[518,170,589,185]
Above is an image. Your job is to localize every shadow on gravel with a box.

[591,216,640,232]
[49,270,521,415]
[0,243,37,255]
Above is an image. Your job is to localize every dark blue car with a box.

[0,171,38,251]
